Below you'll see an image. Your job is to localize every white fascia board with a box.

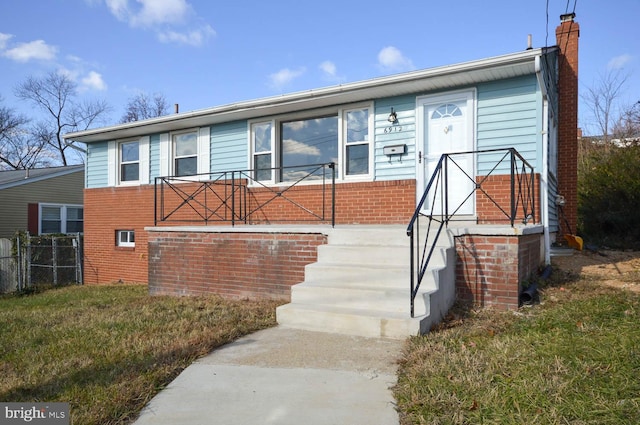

[65,49,548,144]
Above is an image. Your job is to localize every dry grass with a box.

[0,284,282,424]
[394,262,640,424]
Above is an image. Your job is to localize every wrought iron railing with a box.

[406,148,536,317]
[154,162,336,227]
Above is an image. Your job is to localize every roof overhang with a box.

[0,165,84,191]
[66,48,553,143]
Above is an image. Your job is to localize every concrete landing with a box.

[133,326,404,425]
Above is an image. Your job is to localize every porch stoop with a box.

[276,225,457,339]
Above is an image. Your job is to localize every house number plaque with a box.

[384,126,403,133]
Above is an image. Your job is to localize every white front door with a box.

[417,91,475,216]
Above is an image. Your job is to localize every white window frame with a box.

[118,139,140,185]
[39,204,84,235]
[108,136,149,186]
[250,121,276,183]
[172,130,199,177]
[248,102,373,185]
[162,127,210,180]
[340,105,374,180]
[116,230,135,248]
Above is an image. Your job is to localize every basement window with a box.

[116,230,135,247]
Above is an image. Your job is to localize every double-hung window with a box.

[173,131,198,177]
[39,204,84,234]
[119,140,139,183]
[252,122,273,181]
[344,107,370,176]
[250,103,372,183]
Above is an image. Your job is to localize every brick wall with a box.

[556,14,580,236]
[475,174,541,224]
[84,186,155,284]
[147,231,327,300]
[455,232,542,310]
[83,179,416,285]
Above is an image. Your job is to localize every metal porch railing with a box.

[406,148,536,317]
[154,162,336,227]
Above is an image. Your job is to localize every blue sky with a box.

[0,0,638,135]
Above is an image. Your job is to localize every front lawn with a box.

[0,285,281,424]
[394,263,640,424]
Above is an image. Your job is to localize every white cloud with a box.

[81,71,107,91]
[106,0,190,26]
[158,24,215,46]
[102,0,214,47]
[319,60,346,84]
[377,46,414,73]
[607,54,633,70]
[320,61,337,77]
[283,139,321,156]
[269,67,306,89]
[105,0,129,21]
[0,33,13,50]
[134,0,191,27]
[3,39,58,62]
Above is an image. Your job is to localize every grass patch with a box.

[0,285,282,424]
[394,269,640,424]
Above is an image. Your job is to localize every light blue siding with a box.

[149,134,161,181]
[86,75,544,188]
[86,142,108,188]
[210,121,248,172]
[476,75,539,174]
[374,96,416,181]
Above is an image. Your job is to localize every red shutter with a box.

[27,203,39,235]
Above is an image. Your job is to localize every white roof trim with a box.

[0,165,84,191]
[66,48,553,143]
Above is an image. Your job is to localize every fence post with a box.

[52,237,58,286]
[16,235,22,291]
[74,233,83,285]
[26,233,31,289]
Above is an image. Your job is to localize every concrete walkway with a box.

[133,326,404,425]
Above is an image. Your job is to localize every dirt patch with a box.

[551,248,640,292]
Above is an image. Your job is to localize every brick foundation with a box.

[83,179,416,285]
[147,230,327,300]
[455,230,542,310]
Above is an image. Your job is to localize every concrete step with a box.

[303,262,409,286]
[316,244,448,268]
[290,281,435,316]
[276,225,458,339]
[327,226,408,246]
[276,303,430,339]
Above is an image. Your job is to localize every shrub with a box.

[578,141,640,249]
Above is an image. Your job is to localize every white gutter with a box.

[66,48,549,143]
[536,55,551,265]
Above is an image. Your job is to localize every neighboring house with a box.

[66,15,579,338]
[0,165,85,239]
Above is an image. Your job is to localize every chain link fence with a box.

[0,233,82,293]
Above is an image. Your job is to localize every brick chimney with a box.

[556,13,580,236]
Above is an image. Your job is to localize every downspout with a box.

[536,55,552,265]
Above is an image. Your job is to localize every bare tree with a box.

[0,95,49,170]
[121,92,169,123]
[612,100,640,143]
[581,70,629,143]
[14,71,111,166]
